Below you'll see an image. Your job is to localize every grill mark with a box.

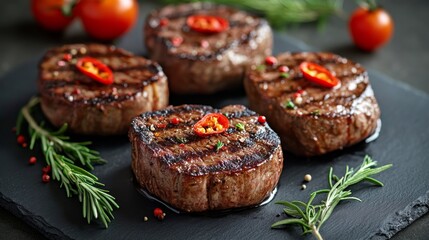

[164,132,276,175]
[150,4,264,61]
[131,105,281,175]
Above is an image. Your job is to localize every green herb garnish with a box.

[311,110,320,116]
[285,100,296,109]
[215,140,224,151]
[235,123,245,131]
[272,155,392,239]
[256,64,266,71]
[175,136,188,144]
[162,0,343,28]
[16,97,119,228]
[280,73,290,78]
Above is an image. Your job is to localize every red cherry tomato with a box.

[76,0,138,40]
[349,7,394,51]
[31,0,75,31]
[187,15,229,34]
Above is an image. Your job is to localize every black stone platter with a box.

[1,22,429,240]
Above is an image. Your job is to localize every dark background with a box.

[0,0,428,239]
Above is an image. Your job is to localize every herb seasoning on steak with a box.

[38,43,169,135]
[129,105,283,212]
[244,52,381,156]
[144,2,273,94]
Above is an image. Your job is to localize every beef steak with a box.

[144,2,273,94]
[244,52,381,156]
[129,105,283,212]
[38,43,168,135]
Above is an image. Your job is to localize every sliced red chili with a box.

[76,57,114,85]
[193,113,229,137]
[299,61,339,88]
[187,15,229,34]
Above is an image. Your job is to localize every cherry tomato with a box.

[349,7,394,51]
[76,0,138,40]
[31,0,75,31]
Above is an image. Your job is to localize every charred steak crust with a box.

[38,43,169,135]
[144,2,273,94]
[244,52,381,156]
[129,105,283,212]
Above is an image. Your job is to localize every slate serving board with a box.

[1,12,429,240]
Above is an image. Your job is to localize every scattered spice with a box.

[171,37,183,47]
[175,136,188,144]
[156,123,167,129]
[285,100,296,109]
[170,117,180,125]
[280,73,289,78]
[63,54,72,61]
[311,110,320,116]
[17,134,26,145]
[258,116,266,124]
[301,184,307,190]
[235,122,245,131]
[265,56,277,66]
[304,174,312,182]
[42,165,51,174]
[42,174,50,183]
[159,18,169,27]
[154,208,164,220]
[256,64,266,71]
[215,141,224,152]
[200,40,209,48]
[28,156,37,165]
[278,65,289,73]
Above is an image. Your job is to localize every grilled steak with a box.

[38,43,168,135]
[129,104,283,212]
[144,2,273,94]
[244,52,380,156]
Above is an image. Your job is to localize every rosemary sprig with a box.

[16,97,119,228]
[162,0,344,28]
[272,155,392,240]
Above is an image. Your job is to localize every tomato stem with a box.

[362,0,378,11]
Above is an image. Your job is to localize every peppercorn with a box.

[17,135,26,145]
[42,174,50,183]
[278,65,289,73]
[28,156,37,165]
[153,208,164,220]
[42,165,51,174]
[265,56,277,66]
[171,117,180,125]
[304,174,312,182]
[301,184,307,190]
[258,116,266,124]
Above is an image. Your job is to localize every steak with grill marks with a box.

[144,2,273,94]
[244,52,381,156]
[129,104,283,212]
[38,43,169,135]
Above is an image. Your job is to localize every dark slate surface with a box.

[1,23,429,239]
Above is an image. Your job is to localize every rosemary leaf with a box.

[162,0,344,28]
[16,97,119,228]
[272,155,392,239]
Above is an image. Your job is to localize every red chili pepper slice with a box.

[187,15,229,34]
[193,113,229,137]
[299,61,339,88]
[76,57,114,85]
